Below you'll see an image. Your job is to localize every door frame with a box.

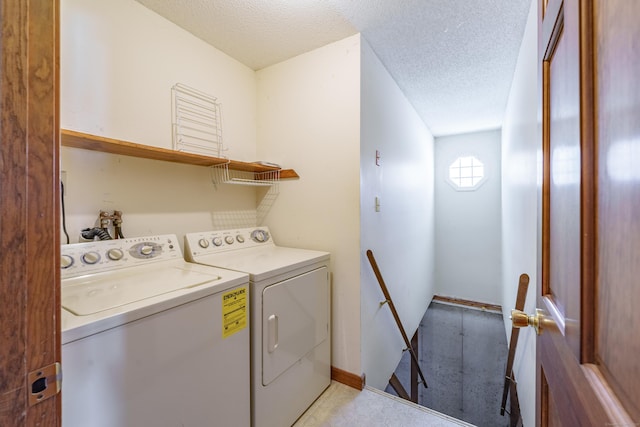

[0,1,61,425]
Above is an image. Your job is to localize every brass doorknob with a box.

[511,309,545,335]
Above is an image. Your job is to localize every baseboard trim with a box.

[432,295,502,313]
[331,366,365,391]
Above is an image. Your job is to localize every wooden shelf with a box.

[60,129,299,179]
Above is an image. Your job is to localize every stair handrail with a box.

[500,273,530,416]
[366,249,428,389]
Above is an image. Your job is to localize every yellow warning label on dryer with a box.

[222,287,247,338]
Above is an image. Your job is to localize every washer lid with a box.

[62,266,221,316]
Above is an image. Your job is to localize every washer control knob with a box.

[107,248,124,261]
[140,245,154,256]
[82,251,100,265]
[61,255,74,269]
[236,235,245,243]
[213,237,223,247]
[225,236,235,245]
[251,229,269,243]
[198,238,210,249]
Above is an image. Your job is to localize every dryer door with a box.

[262,266,329,386]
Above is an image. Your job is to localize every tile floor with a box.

[294,381,474,427]
[384,301,509,427]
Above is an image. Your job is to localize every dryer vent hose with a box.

[81,227,112,241]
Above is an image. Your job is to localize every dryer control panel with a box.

[61,234,181,279]
[185,227,273,258]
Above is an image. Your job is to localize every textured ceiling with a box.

[135,0,531,136]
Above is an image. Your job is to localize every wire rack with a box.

[210,163,280,187]
[210,163,280,225]
[172,83,225,157]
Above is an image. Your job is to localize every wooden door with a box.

[592,0,640,423]
[537,0,639,425]
[0,1,61,426]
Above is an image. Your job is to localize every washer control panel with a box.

[185,227,273,258]
[61,234,181,279]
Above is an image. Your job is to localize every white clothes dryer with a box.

[185,227,331,427]
[61,235,251,427]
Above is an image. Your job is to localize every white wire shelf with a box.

[210,162,280,188]
[210,162,281,225]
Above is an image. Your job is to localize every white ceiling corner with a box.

[135,0,532,136]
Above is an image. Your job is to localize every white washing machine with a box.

[184,227,331,427]
[61,234,251,427]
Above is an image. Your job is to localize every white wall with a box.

[256,35,362,375]
[62,0,256,159]
[359,39,435,389]
[434,130,502,305]
[60,0,258,244]
[256,35,435,384]
[500,1,538,426]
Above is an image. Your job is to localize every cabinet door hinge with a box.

[28,362,62,406]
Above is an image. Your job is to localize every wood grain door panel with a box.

[594,0,640,421]
[538,0,605,425]
[547,21,582,359]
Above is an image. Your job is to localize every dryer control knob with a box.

[236,235,245,243]
[213,237,223,247]
[225,236,235,245]
[61,255,74,269]
[251,229,269,243]
[140,245,154,256]
[198,238,210,249]
[82,251,100,265]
